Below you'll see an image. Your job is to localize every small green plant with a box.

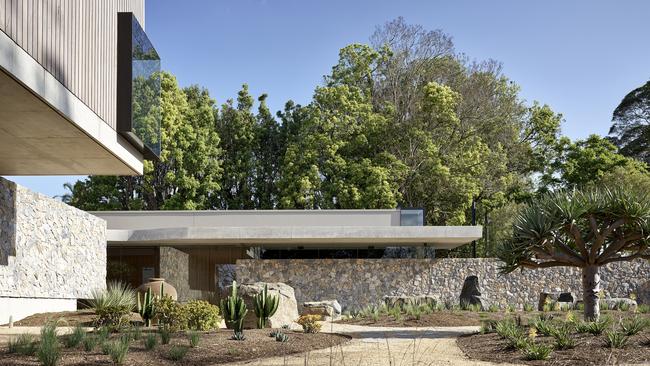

[524,342,552,360]
[479,319,498,334]
[137,286,157,327]
[8,333,37,356]
[487,304,499,312]
[101,341,112,355]
[38,322,61,366]
[281,324,290,330]
[600,301,611,311]
[618,301,631,312]
[275,332,289,342]
[575,302,585,311]
[83,336,98,352]
[253,284,280,329]
[389,306,402,320]
[97,326,110,342]
[221,281,248,332]
[523,303,534,312]
[185,300,221,331]
[638,304,650,313]
[90,281,136,328]
[621,316,647,335]
[530,317,556,336]
[230,331,246,341]
[297,314,322,333]
[188,331,200,348]
[269,329,280,337]
[107,338,130,364]
[159,326,172,345]
[154,295,188,331]
[506,333,530,350]
[495,319,519,339]
[167,345,189,361]
[144,333,158,350]
[507,304,516,313]
[64,325,86,348]
[130,326,142,341]
[575,317,611,335]
[551,326,575,350]
[605,330,629,348]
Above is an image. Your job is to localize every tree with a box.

[254,94,282,209]
[609,80,650,164]
[498,187,650,320]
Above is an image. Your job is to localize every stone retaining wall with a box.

[0,177,106,300]
[236,258,650,311]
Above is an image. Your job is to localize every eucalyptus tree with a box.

[609,80,650,164]
[498,187,650,320]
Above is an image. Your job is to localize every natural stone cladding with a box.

[0,177,106,299]
[236,258,650,311]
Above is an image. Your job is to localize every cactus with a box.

[137,287,156,327]
[253,284,279,328]
[220,281,248,332]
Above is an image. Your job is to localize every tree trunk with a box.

[582,265,601,321]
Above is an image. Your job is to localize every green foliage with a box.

[101,342,112,355]
[275,332,289,342]
[188,331,200,348]
[129,326,142,341]
[106,338,130,364]
[479,319,498,334]
[167,345,189,361]
[90,282,136,328]
[605,331,629,348]
[143,334,158,350]
[38,322,61,366]
[159,326,171,345]
[638,304,650,313]
[220,281,248,332]
[253,284,279,329]
[551,326,575,350]
[82,336,98,352]
[97,327,110,342]
[523,304,534,312]
[575,317,611,335]
[495,319,520,339]
[64,325,86,348]
[230,331,246,341]
[154,295,188,332]
[185,300,220,331]
[617,301,631,312]
[609,79,650,164]
[530,317,556,336]
[8,334,37,355]
[297,315,322,333]
[487,304,499,312]
[523,342,552,360]
[620,316,647,335]
[137,287,156,327]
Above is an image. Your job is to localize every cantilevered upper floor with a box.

[0,0,160,175]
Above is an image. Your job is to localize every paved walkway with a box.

[226,322,517,366]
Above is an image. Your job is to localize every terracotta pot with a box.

[137,277,178,301]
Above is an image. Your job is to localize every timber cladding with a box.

[0,0,145,130]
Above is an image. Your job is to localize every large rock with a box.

[302,300,342,321]
[383,295,439,308]
[604,298,637,310]
[538,292,575,310]
[459,275,489,309]
[223,282,299,329]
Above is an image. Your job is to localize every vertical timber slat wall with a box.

[0,0,145,130]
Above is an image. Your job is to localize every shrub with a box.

[106,338,130,364]
[97,327,110,342]
[618,301,631,312]
[83,336,98,352]
[185,300,220,331]
[101,341,112,355]
[297,315,322,334]
[575,302,585,311]
[479,319,498,334]
[495,320,520,339]
[64,325,86,348]
[144,333,158,350]
[605,331,628,348]
[230,331,246,341]
[38,322,61,366]
[507,304,516,313]
[188,331,200,348]
[551,326,575,350]
[524,342,552,360]
[621,316,647,335]
[487,304,499,312]
[89,281,136,328]
[530,317,556,336]
[600,301,611,311]
[154,295,188,331]
[159,326,171,345]
[523,304,534,312]
[167,345,189,361]
[389,306,402,320]
[576,317,610,335]
[130,326,142,341]
[8,333,37,356]
[506,333,530,350]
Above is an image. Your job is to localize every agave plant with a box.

[220,281,248,332]
[253,284,279,328]
[89,281,136,312]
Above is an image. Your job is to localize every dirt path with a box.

[226,322,518,366]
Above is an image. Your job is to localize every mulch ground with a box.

[10,309,99,327]
[457,331,650,365]
[0,328,351,365]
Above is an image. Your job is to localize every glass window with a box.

[400,208,424,226]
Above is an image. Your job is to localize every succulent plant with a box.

[220,281,248,332]
[253,284,279,328]
[137,287,156,327]
[275,332,289,343]
[230,331,246,341]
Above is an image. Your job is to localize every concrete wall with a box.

[236,258,650,311]
[0,178,107,323]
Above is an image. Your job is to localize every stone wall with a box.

[236,258,650,311]
[159,247,214,303]
[0,177,106,300]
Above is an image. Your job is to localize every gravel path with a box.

[226,322,518,366]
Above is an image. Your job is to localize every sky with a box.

[7,0,650,197]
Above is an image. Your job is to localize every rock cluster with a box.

[222,282,299,328]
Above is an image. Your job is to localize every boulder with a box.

[383,295,439,308]
[459,275,489,309]
[538,292,575,310]
[302,300,342,321]
[223,282,299,329]
[604,298,637,310]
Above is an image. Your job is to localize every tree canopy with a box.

[609,80,650,164]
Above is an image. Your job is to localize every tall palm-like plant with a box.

[498,186,650,320]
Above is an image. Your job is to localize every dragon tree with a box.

[498,186,650,320]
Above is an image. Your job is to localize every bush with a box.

[159,326,172,345]
[144,333,158,350]
[155,295,188,331]
[621,316,647,335]
[90,281,136,328]
[106,338,130,364]
[487,304,499,312]
[618,301,631,312]
[188,331,200,348]
[97,326,110,342]
[551,326,575,350]
[129,326,142,341]
[495,320,520,339]
[506,333,530,350]
[479,319,498,334]
[605,331,628,348]
[576,317,610,335]
[297,315,322,334]
[38,322,61,366]
[8,333,37,356]
[95,306,132,329]
[185,300,221,331]
[530,317,556,336]
[64,325,86,348]
[83,336,98,352]
[524,342,552,360]
[167,345,189,361]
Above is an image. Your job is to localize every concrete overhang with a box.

[0,30,143,175]
[106,225,483,249]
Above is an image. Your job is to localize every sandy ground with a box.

[225,322,518,366]
[0,326,93,345]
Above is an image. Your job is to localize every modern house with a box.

[0,0,159,322]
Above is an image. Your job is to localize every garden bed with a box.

[0,328,350,365]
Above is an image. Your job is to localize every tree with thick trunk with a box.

[498,186,650,320]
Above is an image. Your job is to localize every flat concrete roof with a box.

[94,210,482,249]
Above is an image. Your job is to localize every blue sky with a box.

[7,0,650,197]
